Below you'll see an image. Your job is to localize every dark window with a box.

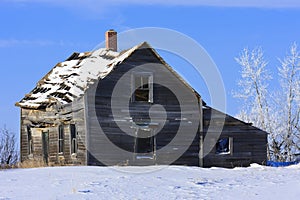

[133,74,153,102]
[27,126,33,155]
[70,124,77,154]
[136,137,154,154]
[216,138,231,155]
[42,130,49,164]
[136,129,154,154]
[58,125,64,153]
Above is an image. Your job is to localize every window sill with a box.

[216,152,231,155]
[132,101,153,104]
[136,155,154,160]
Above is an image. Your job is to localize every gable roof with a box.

[16,42,200,109]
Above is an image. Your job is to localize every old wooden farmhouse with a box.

[16,30,268,168]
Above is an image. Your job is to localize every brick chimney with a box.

[105,29,117,51]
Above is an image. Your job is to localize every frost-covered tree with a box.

[0,127,19,167]
[235,44,300,162]
[234,47,276,160]
[276,43,300,161]
[234,47,272,133]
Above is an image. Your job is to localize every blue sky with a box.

[1,0,300,133]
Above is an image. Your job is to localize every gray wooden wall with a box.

[202,106,268,168]
[85,47,202,166]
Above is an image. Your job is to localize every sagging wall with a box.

[20,97,87,165]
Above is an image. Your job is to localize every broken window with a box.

[58,125,64,153]
[133,73,153,103]
[27,126,33,155]
[70,124,77,154]
[216,137,233,155]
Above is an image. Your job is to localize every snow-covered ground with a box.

[0,164,299,200]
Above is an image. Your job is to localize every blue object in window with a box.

[216,138,229,154]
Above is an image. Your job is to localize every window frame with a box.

[70,124,77,155]
[215,137,233,155]
[134,125,156,160]
[27,125,33,155]
[131,72,153,103]
[58,125,64,154]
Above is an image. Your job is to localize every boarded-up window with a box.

[216,137,233,155]
[70,124,77,154]
[58,125,64,153]
[133,73,153,103]
[27,126,33,155]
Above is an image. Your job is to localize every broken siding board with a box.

[19,97,87,165]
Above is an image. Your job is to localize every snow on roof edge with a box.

[16,42,147,109]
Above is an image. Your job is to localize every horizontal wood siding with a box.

[20,97,87,165]
[19,47,268,168]
[202,107,268,168]
[86,48,201,166]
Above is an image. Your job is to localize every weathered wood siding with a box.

[20,97,87,165]
[19,46,268,168]
[85,47,201,166]
[202,107,268,168]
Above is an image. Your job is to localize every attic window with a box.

[216,137,233,155]
[132,73,153,103]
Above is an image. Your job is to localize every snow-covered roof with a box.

[17,42,146,109]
